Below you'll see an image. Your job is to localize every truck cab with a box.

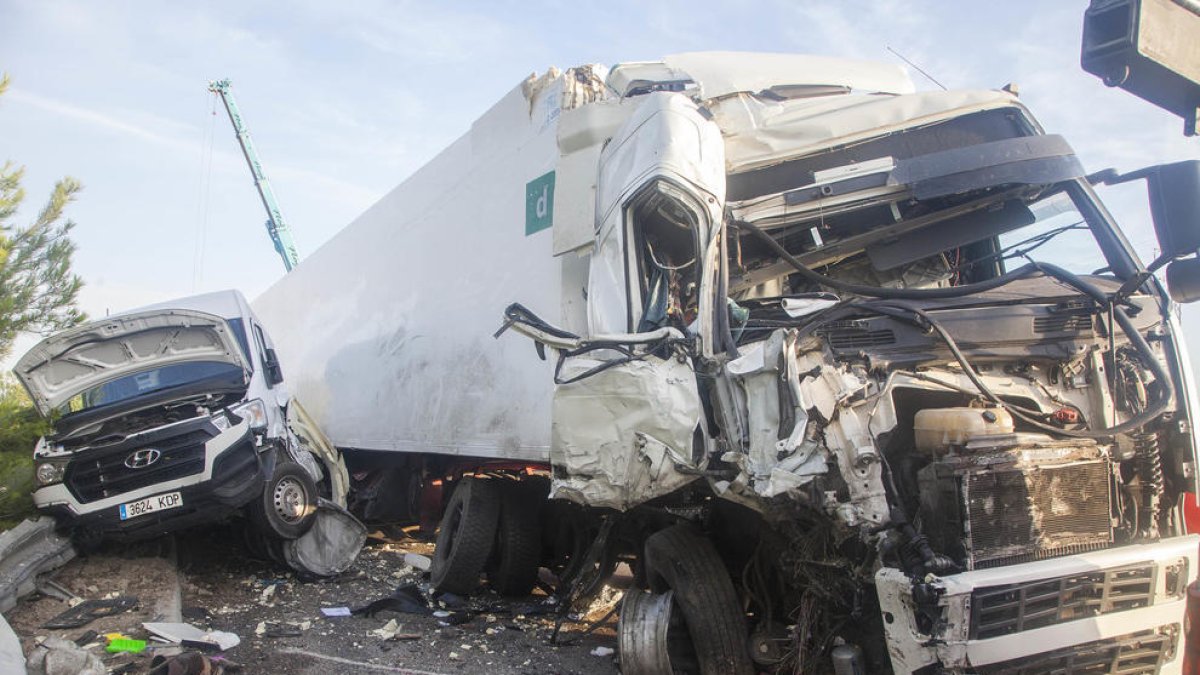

[14,290,343,547]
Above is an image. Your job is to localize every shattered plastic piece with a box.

[142,622,240,651]
[42,596,138,629]
[254,622,266,637]
[26,636,106,675]
[321,607,351,617]
[369,619,401,640]
[591,646,615,657]
[105,638,146,654]
[403,553,431,572]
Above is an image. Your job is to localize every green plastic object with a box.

[105,638,147,654]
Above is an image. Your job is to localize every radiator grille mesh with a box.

[965,459,1112,569]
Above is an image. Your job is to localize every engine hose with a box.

[864,300,1173,439]
[1132,429,1164,537]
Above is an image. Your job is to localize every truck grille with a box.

[972,628,1176,675]
[967,459,1113,568]
[65,428,210,503]
[971,563,1156,639]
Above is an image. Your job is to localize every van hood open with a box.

[14,309,250,417]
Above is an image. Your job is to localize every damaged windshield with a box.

[725,106,1127,301]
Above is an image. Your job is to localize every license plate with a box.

[118,492,183,520]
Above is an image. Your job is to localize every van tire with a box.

[431,477,500,594]
[250,461,319,540]
[643,525,753,675]
[487,481,542,596]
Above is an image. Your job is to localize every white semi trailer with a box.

[254,52,1200,673]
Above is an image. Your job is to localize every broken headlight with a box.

[35,460,67,486]
[216,399,268,431]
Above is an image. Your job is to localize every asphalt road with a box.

[5,524,619,674]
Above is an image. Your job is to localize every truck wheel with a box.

[431,477,501,595]
[487,481,542,596]
[251,461,319,540]
[643,525,753,675]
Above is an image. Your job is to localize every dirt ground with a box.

[5,523,620,674]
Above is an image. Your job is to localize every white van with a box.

[14,290,348,548]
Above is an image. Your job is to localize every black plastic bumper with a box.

[42,434,266,543]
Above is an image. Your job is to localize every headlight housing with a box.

[35,461,67,486]
[222,399,268,431]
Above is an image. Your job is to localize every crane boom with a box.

[207,78,300,271]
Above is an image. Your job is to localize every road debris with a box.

[42,597,139,630]
[104,637,146,654]
[143,622,240,651]
[403,553,431,572]
[319,607,351,617]
[26,636,105,675]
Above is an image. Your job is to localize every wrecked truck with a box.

[14,290,353,568]
[253,52,1200,672]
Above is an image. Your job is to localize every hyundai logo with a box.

[124,448,162,469]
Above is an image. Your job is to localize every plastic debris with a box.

[403,553,431,571]
[143,622,240,651]
[369,619,401,640]
[282,501,367,577]
[591,646,615,657]
[41,596,139,629]
[320,607,351,617]
[106,638,147,654]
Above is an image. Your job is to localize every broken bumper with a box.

[877,535,1199,674]
[36,430,265,542]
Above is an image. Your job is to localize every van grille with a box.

[65,429,210,503]
[971,563,1156,639]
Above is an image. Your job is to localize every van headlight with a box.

[35,461,67,486]
[226,399,268,430]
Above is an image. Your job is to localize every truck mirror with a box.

[1147,160,1200,259]
[1166,257,1200,303]
[264,348,284,386]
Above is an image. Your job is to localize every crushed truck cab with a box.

[15,290,348,555]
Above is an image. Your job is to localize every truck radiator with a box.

[919,441,1113,570]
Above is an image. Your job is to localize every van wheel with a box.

[487,481,542,596]
[643,525,753,675]
[251,461,318,540]
[431,477,500,594]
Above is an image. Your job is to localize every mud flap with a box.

[552,355,705,510]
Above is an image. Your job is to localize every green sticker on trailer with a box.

[525,171,555,235]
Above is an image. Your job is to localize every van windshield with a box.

[58,361,246,415]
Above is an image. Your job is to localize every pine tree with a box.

[0,72,85,360]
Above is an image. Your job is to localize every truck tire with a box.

[431,477,501,594]
[643,525,753,675]
[487,481,542,596]
[250,461,319,540]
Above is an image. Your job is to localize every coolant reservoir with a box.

[914,407,1014,454]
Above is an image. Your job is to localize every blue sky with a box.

[1,0,1198,365]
